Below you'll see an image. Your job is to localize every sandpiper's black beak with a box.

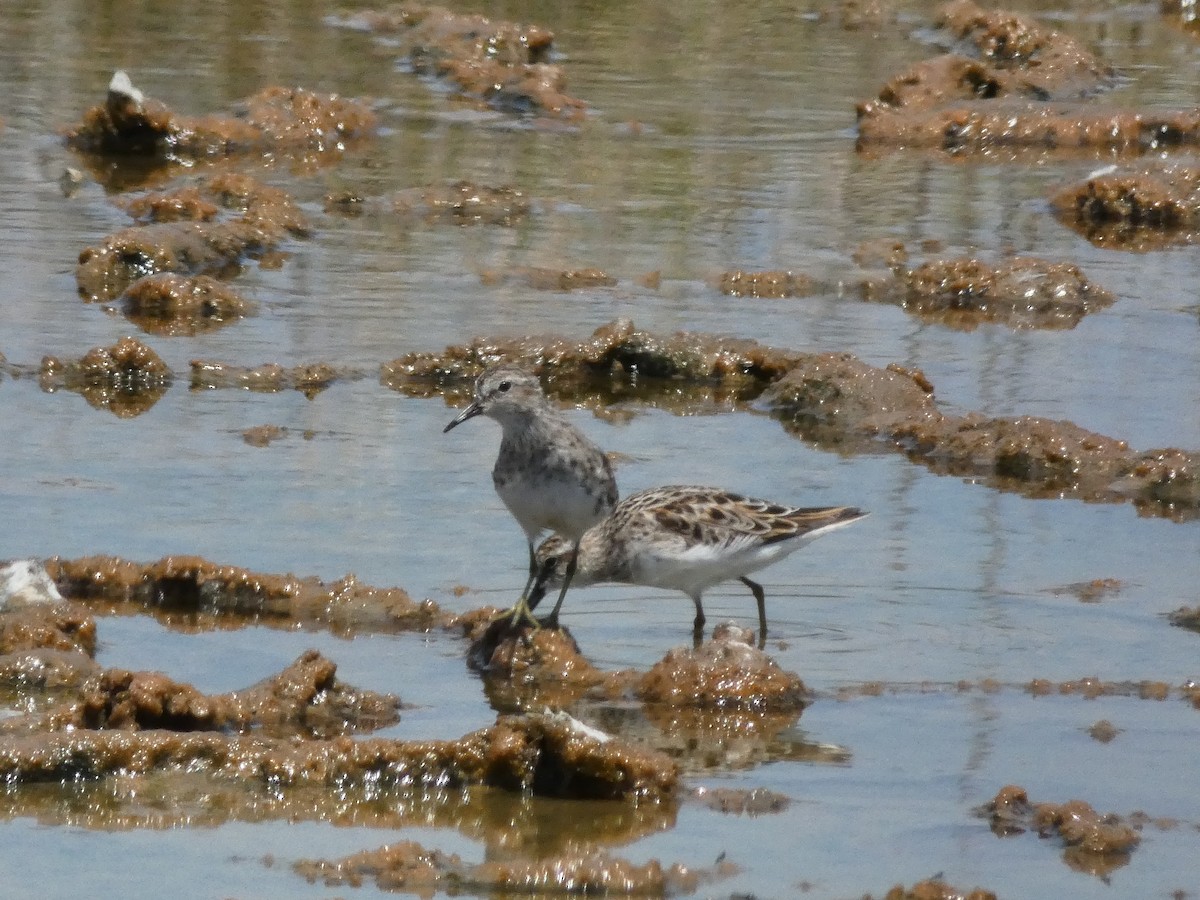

[443,401,483,433]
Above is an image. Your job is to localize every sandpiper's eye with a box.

[497,380,512,393]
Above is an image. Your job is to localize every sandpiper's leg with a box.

[740,576,768,637]
[690,594,706,634]
[541,542,579,628]
[497,541,542,629]
[518,541,539,602]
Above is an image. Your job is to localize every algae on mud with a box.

[65,71,376,181]
[856,1,1200,157]
[27,315,1191,515]
[0,0,1196,896]
[1,554,847,807]
[383,320,1200,520]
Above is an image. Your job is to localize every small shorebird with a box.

[443,365,618,622]
[526,485,867,636]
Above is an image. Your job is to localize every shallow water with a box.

[1,0,1199,897]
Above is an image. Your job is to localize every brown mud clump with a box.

[467,618,628,711]
[330,5,585,121]
[1,650,400,738]
[46,555,444,637]
[0,600,96,658]
[981,784,1141,877]
[856,2,1200,155]
[467,619,828,771]
[121,273,252,336]
[763,350,939,441]
[64,70,376,183]
[387,319,1200,520]
[633,626,817,769]
[77,173,310,303]
[861,256,1114,330]
[118,185,221,223]
[935,0,1113,98]
[768,361,1199,518]
[636,624,807,711]
[39,336,171,417]
[327,180,530,227]
[1051,164,1200,250]
[296,840,726,895]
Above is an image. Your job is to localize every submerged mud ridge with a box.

[983,785,1142,878]
[295,841,730,896]
[384,319,1200,520]
[329,4,585,121]
[717,269,816,299]
[831,676,1200,707]
[690,785,791,816]
[0,710,676,802]
[1168,605,1200,633]
[495,266,619,292]
[720,252,1112,330]
[0,601,95,659]
[190,359,357,398]
[0,649,400,739]
[856,1,1200,155]
[868,880,997,900]
[44,554,443,636]
[326,180,531,227]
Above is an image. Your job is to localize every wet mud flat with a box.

[0,557,793,894]
[13,315,1200,520]
[5,555,1193,898]
[0,0,1198,897]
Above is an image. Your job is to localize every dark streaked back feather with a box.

[623,485,863,549]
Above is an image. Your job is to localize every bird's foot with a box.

[494,596,542,631]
